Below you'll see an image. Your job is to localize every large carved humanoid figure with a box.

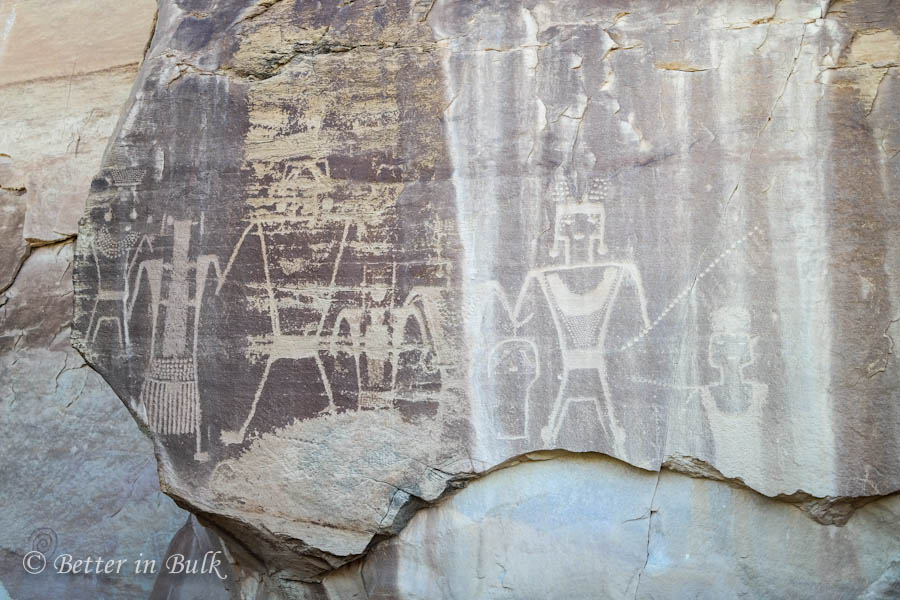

[491,179,651,449]
[133,216,222,461]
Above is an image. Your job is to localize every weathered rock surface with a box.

[324,453,900,599]
[0,1,188,598]
[0,244,183,600]
[150,515,235,599]
[72,0,900,596]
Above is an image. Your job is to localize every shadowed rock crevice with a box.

[0,235,76,296]
[663,454,899,526]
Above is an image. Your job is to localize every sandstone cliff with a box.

[71,0,900,598]
[0,1,186,598]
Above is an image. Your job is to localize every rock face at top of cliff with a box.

[72,0,900,594]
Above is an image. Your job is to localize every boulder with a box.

[324,452,900,599]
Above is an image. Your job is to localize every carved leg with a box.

[93,316,124,350]
[115,319,124,350]
[353,351,362,405]
[315,353,336,412]
[596,366,626,456]
[220,356,274,445]
[541,369,570,446]
[194,407,208,463]
[120,300,131,351]
[86,296,100,344]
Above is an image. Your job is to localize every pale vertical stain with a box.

[0,5,15,65]
[436,6,545,464]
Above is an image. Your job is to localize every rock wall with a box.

[0,1,187,598]
[325,452,900,599]
[71,0,900,598]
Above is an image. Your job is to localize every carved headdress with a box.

[550,177,610,264]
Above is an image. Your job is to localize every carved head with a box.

[361,263,396,305]
[550,178,610,264]
[708,306,753,371]
[489,339,538,379]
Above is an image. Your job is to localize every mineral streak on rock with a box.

[73,0,900,595]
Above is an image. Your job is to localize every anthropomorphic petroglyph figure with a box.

[488,339,539,440]
[332,264,398,400]
[133,216,222,461]
[705,306,761,413]
[217,220,346,445]
[330,264,440,398]
[699,306,768,474]
[217,215,446,444]
[500,178,651,449]
[84,202,147,351]
[333,286,439,404]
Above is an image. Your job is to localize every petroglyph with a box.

[698,305,769,475]
[132,216,223,461]
[71,0,900,587]
[475,178,650,452]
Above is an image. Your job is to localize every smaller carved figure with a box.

[487,339,539,440]
[698,306,768,475]
[84,203,147,351]
[706,306,756,413]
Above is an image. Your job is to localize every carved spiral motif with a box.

[29,528,57,558]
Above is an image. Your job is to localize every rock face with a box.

[325,453,900,599]
[72,0,900,596]
[149,515,235,600]
[0,1,187,598]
